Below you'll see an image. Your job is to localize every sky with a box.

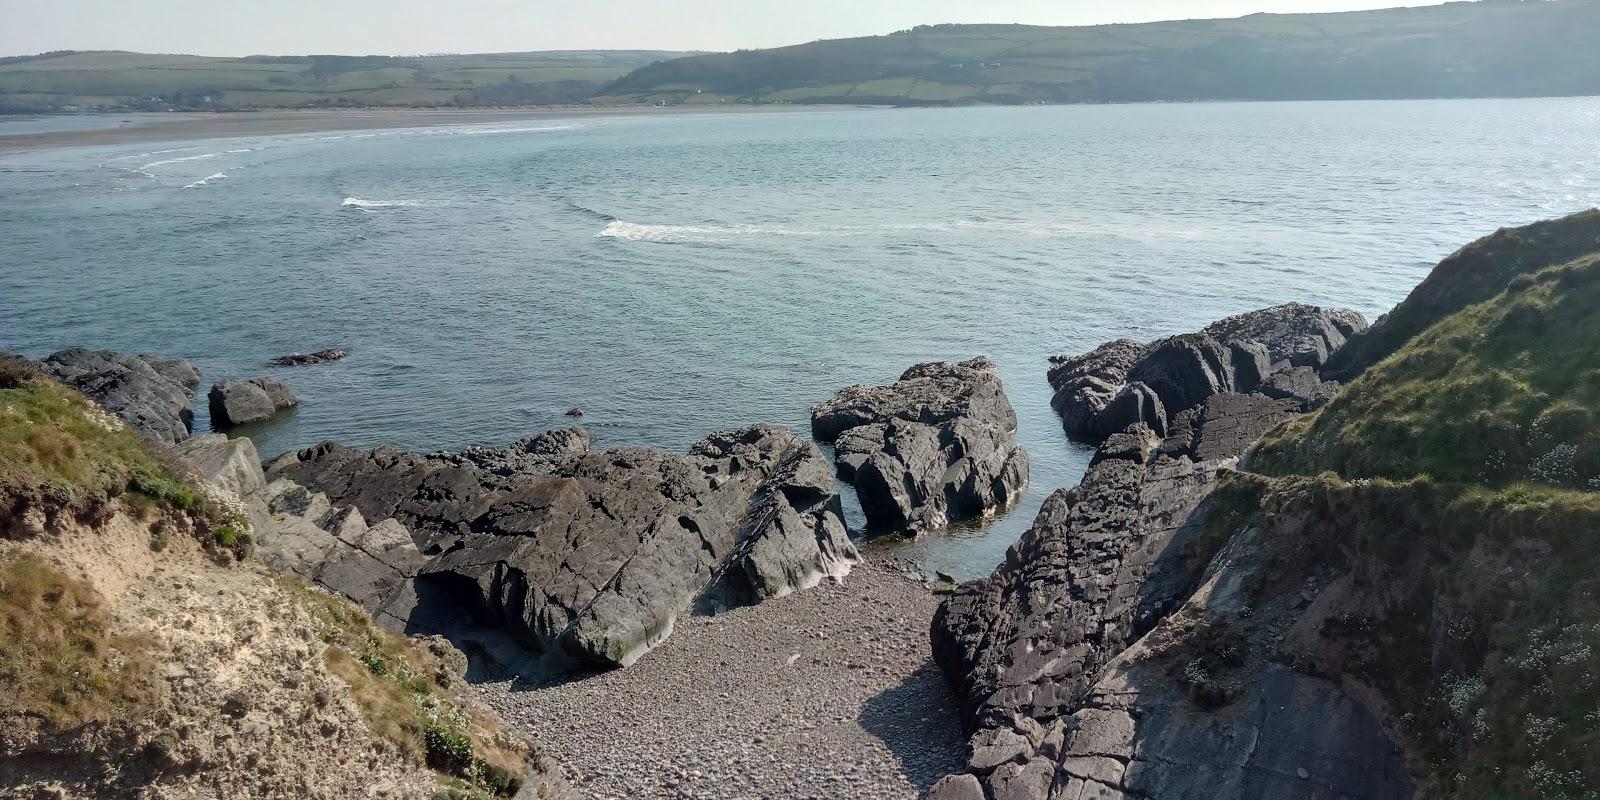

[0,0,1453,58]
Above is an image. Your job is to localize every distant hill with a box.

[0,50,690,112]
[597,0,1600,106]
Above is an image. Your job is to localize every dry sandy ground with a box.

[0,106,844,154]
[477,555,967,800]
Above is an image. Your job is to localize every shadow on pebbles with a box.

[475,555,966,800]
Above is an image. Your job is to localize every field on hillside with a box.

[596,0,1600,106]
[0,50,688,112]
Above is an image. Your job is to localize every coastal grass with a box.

[1234,244,1600,797]
[281,576,527,798]
[0,553,162,730]
[0,373,197,505]
[1251,252,1600,490]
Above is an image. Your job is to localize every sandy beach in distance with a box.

[0,105,837,154]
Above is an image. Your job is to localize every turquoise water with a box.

[3,99,1599,578]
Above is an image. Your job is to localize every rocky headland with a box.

[4,209,1599,799]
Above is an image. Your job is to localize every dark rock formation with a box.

[1049,304,1366,444]
[1046,339,1145,440]
[268,425,859,668]
[269,348,346,367]
[39,348,200,442]
[208,378,297,428]
[1326,208,1600,379]
[931,305,1413,799]
[812,358,1028,534]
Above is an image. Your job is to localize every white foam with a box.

[138,152,222,170]
[182,172,227,189]
[458,124,575,136]
[341,196,417,211]
[597,220,824,243]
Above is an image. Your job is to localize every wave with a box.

[138,152,222,171]
[182,172,228,189]
[568,203,617,222]
[341,196,417,211]
[458,124,575,136]
[596,217,1224,244]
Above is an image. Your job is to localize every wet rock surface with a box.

[812,358,1029,534]
[269,348,346,367]
[269,425,860,668]
[37,348,200,442]
[208,377,298,428]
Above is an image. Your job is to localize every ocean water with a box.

[3,99,1599,578]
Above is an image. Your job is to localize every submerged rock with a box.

[39,348,201,443]
[269,348,346,367]
[812,357,1028,534]
[269,424,859,668]
[208,378,297,428]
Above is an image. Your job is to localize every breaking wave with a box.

[182,172,228,189]
[341,197,417,211]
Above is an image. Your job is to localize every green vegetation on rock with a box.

[283,576,528,798]
[1236,235,1600,797]
[1253,251,1600,490]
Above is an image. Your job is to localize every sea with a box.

[3,98,1598,578]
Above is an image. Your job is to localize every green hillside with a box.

[0,50,688,112]
[597,0,1600,106]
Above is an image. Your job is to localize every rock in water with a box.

[269,348,346,367]
[1048,304,1366,443]
[40,348,200,442]
[208,378,297,428]
[932,307,1408,800]
[811,357,1028,534]
[268,425,859,668]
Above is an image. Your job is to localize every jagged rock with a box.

[270,425,856,667]
[812,358,1028,534]
[1202,302,1366,372]
[931,324,1402,799]
[1257,366,1340,410]
[1094,381,1166,439]
[39,348,199,442]
[1049,304,1366,444]
[1047,339,1145,440]
[174,434,272,535]
[1125,333,1238,417]
[269,348,346,367]
[926,773,986,800]
[709,441,860,606]
[208,378,296,428]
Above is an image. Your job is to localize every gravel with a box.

[476,554,966,799]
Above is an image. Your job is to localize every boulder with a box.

[40,348,200,442]
[1049,304,1367,444]
[1046,339,1145,441]
[209,378,297,428]
[269,425,857,667]
[812,358,1028,534]
[269,348,346,367]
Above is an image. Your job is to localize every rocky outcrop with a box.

[268,425,860,668]
[37,348,200,442]
[1049,304,1365,443]
[1046,339,1145,440]
[930,305,1414,799]
[208,378,297,428]
[812,358,1029,534]
[1326,207,1600,379]
[269,348,346,367]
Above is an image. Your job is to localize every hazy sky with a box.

[1,0,1450,58]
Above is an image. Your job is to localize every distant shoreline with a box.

[0,105,858,155]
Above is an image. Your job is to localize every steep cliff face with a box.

[929,215,1600,800]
